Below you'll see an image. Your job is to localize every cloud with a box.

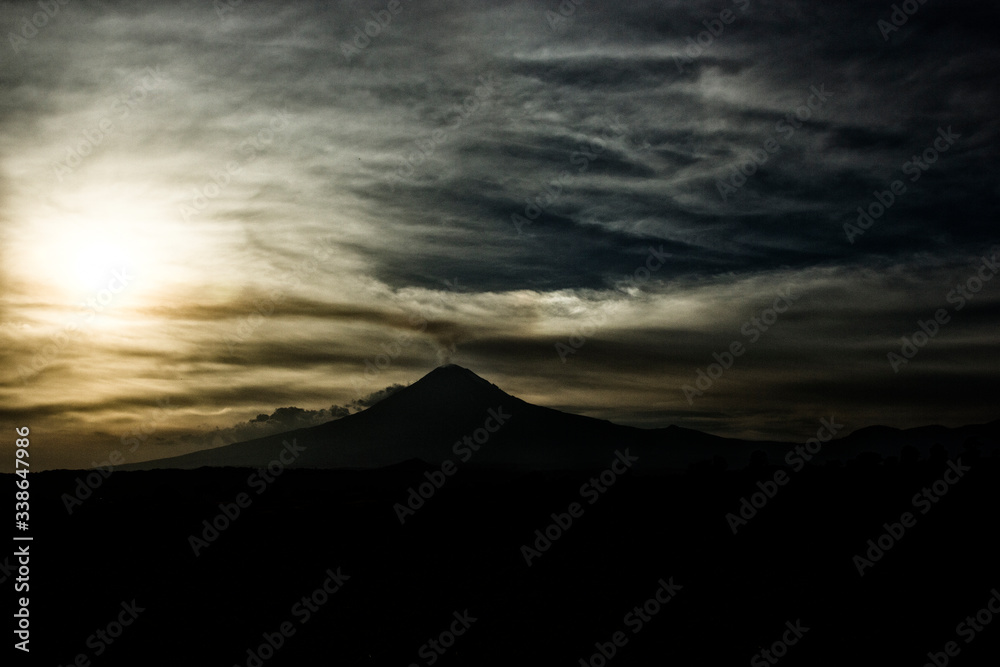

[350,383,407,409]
[174,382,407,450]
[1,0,998,467]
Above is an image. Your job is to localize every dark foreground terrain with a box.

[8,453,1000,666]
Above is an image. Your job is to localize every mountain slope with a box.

[120,365,999,471]
[123,365,670,471]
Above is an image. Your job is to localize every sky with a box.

[0,0,998,470]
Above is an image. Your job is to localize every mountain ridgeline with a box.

[125,365,999,472]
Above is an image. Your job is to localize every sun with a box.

[17,187,161,302]
[35,228,143,301]
[73,240,131,291]
[14,181,212,310]
[14,217,149,307]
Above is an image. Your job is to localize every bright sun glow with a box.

[35,226,146,303]
[14,179,238,316]
[15,184,172,304]
[73,240,131,291]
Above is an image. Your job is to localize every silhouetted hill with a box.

[832,420,1000,461]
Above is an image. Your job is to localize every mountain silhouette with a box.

[122,365,999,471]
[126,364,656,471]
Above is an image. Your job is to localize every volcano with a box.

[123,365,681,471]
[123,365,1000,471]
